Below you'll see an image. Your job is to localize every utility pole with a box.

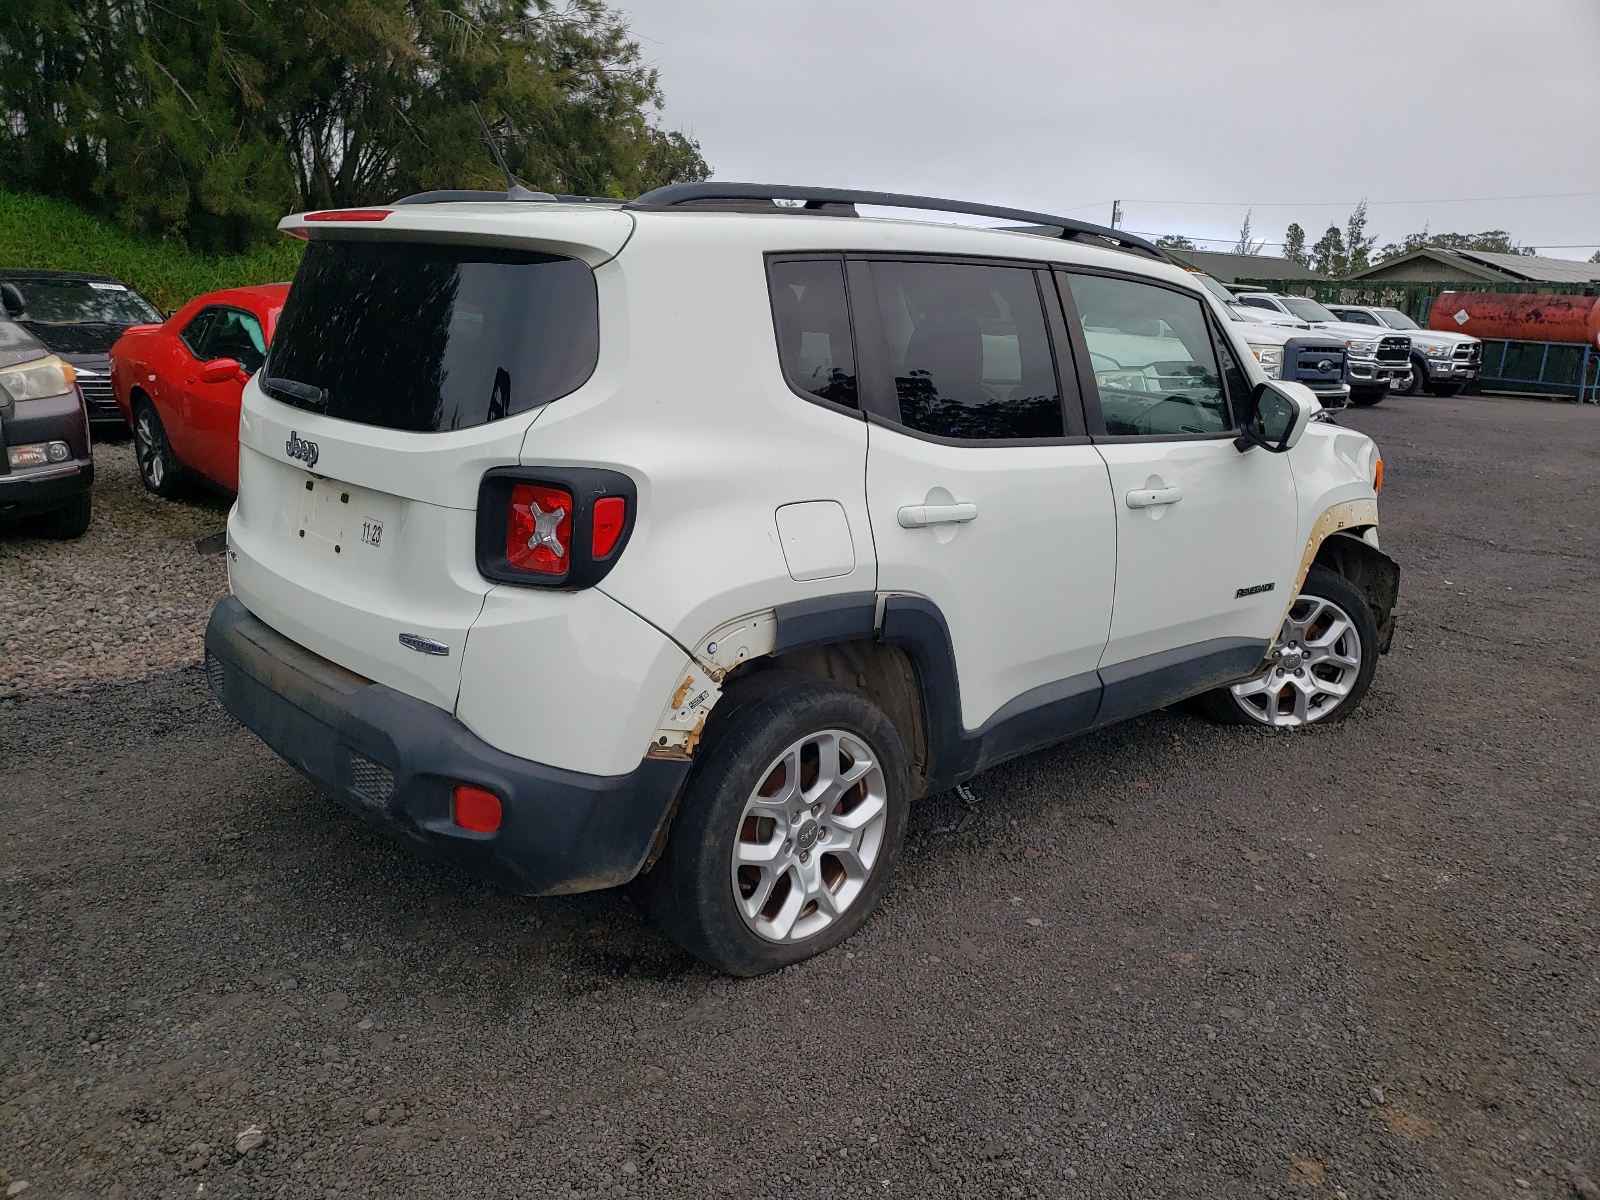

[1110,199,1122,230]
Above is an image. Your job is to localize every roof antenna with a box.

[470,102,547,201]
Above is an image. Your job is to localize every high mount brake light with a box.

[506,483,573,575]
[475,468,637,589]
[302,209,393,222]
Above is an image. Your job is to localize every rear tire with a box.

[638,674,910,976]
[1198,565,1379,728]
[30,491,92,540]
[133,397,186,498]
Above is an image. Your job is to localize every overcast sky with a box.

[620,0,1600,260]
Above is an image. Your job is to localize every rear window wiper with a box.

[262,375,328,407]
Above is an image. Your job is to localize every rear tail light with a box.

[506,483,573,575]
[476,468,637,589]
[452,785,502,833]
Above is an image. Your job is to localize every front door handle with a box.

[1125,486,1183,509]
[897,502,978,528]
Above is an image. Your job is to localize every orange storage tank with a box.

[1428,291,1600,346]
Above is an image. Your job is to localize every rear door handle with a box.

[1125,486,1183,509]
[897,502,978,528]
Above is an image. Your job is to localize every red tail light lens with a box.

[506,483,573,575]
[452,785,502,833]
[591,496,627,558]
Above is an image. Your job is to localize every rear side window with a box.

[867,261,1063,440]
[266,241,598,432]
[768,258,857,409]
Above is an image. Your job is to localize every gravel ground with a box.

[0,439,229,698]
[2,396,1597,1200]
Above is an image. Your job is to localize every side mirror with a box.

[198,357,243,384]
[1235,380,1318,454]
[1,282,25,318]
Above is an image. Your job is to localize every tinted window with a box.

[1064,274,1231,437]
[203,308,267,375]
[1236,296,1275,310]
[869,261,1062,440]
[180,309,217,358]
[1337,309,1379,325]
[768,259,857,408]
[266,241,598,432]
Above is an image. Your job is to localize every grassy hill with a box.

[0,189,302,312]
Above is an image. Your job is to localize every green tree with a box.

[1343,200,1375,273]
[1311,224,1346,277]
[1233,209,1263,256]
[1376,227,1530,262]
[0,0,708,252]
[1283,222,1308,267]
[1156,234,1196,250]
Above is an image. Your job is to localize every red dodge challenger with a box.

[111,283,290,496]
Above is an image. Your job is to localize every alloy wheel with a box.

[1229,594,1364,726]
[135,409,165,489]
[730,728,889,944]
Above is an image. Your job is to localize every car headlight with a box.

[1250,346,1283,379]
[1345,339,1379,357]
[0,355,76,402]
[1422,342,1452,358]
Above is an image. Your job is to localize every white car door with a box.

[857,258,1117,749]
[1056,270,1298,723]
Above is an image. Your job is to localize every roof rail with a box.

[626,183,1166,260]
[391,189,621,206]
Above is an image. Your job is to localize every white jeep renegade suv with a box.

[205,184,1399,975]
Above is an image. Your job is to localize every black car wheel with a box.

[133,397,186,498]
[29,491,93,540]
[1399,355,1427,396]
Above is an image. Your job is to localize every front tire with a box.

[1199,565,1379,727]
[1425,380,1462,397]
[1348,387,1386,408]
[639,674,910,976]
[133,397,186,498]
[1399,357,1427,396]
[30,491,92,540]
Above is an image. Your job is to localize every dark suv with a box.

[0,269,164,429]
[0,317,94,539]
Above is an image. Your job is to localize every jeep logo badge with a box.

[286,432,319,468]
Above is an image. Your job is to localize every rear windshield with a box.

[265,241,598,432]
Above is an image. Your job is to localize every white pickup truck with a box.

[1233,293,1412,406]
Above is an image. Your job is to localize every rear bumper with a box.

[204,596,690,895]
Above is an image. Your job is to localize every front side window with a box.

[1063,273,1231,437]
[868,261,1063,440]
[180,309,217,358]
[266,241,598,433]
[203,308,268,375]
[767,258,857,408]
[1337,309,1379,326]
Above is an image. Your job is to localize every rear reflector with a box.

[1373,458,1384,493]
[452,785,503,833]
[591,495,627,558]
[303,209,393,222]
[506,483,573,575]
